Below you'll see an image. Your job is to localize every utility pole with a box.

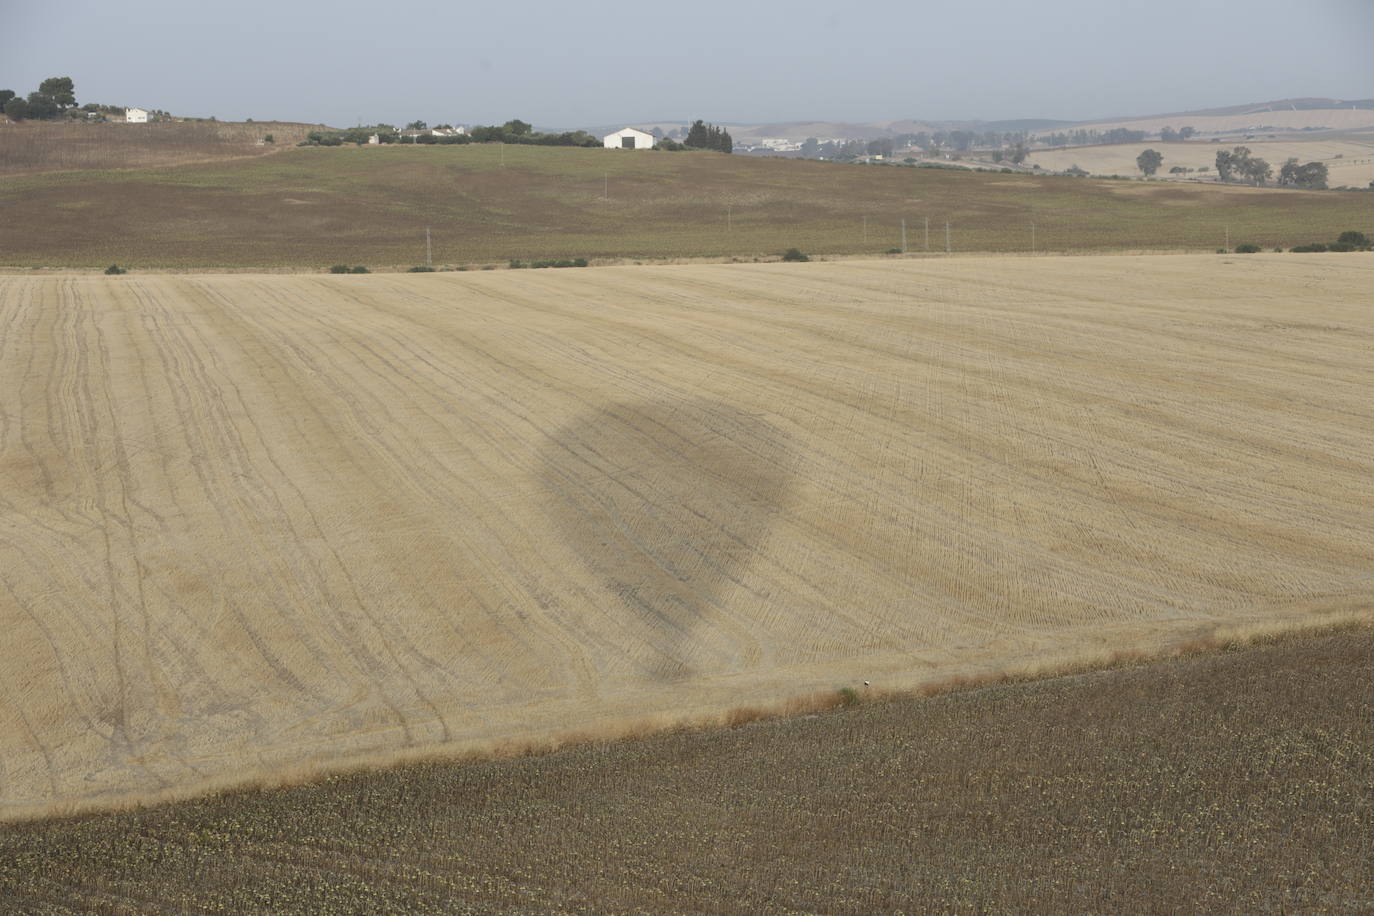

[901,219,907,254]
[925,216,930,252]
[604,172,608,201]
[727,205,732,230]
[425,226,432,269]
[863,215,868,244]
[1031,222,1036,254]
[1224,225,1229,250]
[946,222,951,254]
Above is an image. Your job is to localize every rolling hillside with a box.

[0,119,324,175]
[0,143,1371,269]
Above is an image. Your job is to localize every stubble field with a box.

[2,253,1372,819]
[3,623,1370,912]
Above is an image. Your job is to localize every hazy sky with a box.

[3,0,1371,128]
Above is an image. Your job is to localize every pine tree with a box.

[685,119,709,148]
[683,120,734,153]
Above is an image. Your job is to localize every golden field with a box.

[2,253,1372,818]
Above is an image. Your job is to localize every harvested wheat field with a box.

[2,253,1372,818]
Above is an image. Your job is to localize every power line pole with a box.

[901,218,907,254]
[604,172,608,201]
[1224,225,1229,250]
[1031,222,1036,254]
[946,222,951,254]
[863,214,868,244]
[924,216,930,252]
[727,205,731,230]
[425,226,432,269]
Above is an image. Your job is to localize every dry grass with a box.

[0,120,322,175]
[1,143,1371,268]
[1,622,1370,913]
[2,253,1372,822]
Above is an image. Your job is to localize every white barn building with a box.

[603,127,655,150]
[125,108,149,123]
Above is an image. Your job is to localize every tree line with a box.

[1039,127,1150,147]
[2,77,76,121]
[300,120,601,147]
[1129,144,1329,189]
[2,77,162,123]
[681,120,732,152]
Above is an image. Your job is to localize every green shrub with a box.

[781,248,809,262]
[328,264,351,273]
[349,265,370,274]
[837,686,861,707]
[886,248,902,254]
[1327,242,1357,252]
[407,266,436,272]
[1336,230,1369,248]
[1290,243,1328,252]
[521,257,589,269]
[1234,244,1261,254]
[509,259,527,269]
[104,264,126,275]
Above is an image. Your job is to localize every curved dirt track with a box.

[2,254,1372,815]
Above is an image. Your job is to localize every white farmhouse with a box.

[603,127,655,150]
[125,108,149,123]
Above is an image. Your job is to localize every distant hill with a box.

[1135,98,1374,119]
[576,98,1374,145]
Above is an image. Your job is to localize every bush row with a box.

[1231,230,1370,254]
[509,258,589,269]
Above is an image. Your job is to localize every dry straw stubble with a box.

[0,252,1372,819]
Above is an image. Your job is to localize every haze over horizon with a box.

[3,0,1372,128]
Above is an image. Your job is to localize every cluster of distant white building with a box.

[372,125,469,143]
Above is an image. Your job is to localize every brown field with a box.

[2,143,1372,269]
[2,623,1370,913]
[0,120,323,175]
[1,254,1372,821]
